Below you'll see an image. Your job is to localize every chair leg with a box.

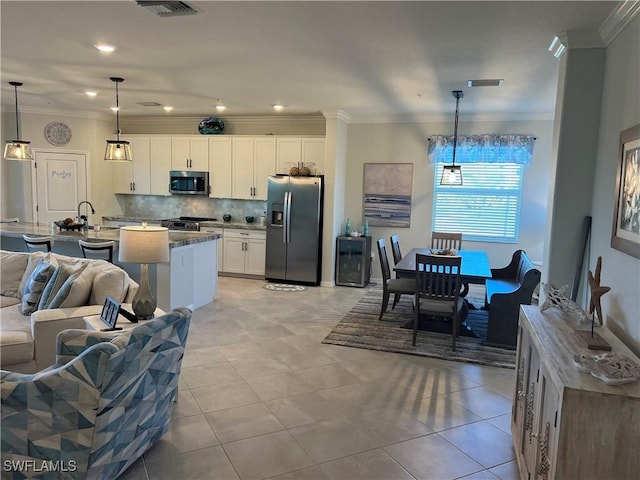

[452,310,459,351]
[392,293,401,309]
[379,291,391,321]
[412,299,419,346]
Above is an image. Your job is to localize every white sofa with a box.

[1,250,138,373]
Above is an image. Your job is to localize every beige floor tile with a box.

[231,357,292,380]
[346,406,433,447]
[439,421,515,468]
[458,470,500,479]
[181,361,243,388]
[272,347,338,370]
[181,344,229,368]
[205,403,284,443]
[385,434,484,480]
[219,341,273,361]
[401,394,483,432]
[143,414,219,463]
[191,380,262,413]
[266,391,360,428]
[145,445,239,480]
[288,417,377,463]
[171,388,202,418]
[446,386,513,419]
[295,364,360,390]
[487,413,512,435]
[318,449,415,480]
[269,465,331,480]
[117,458,148,480]
[489,460,520,480]
[223,430,314,480]
[245,371,315,401]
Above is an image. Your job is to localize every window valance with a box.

[427,134,536,164]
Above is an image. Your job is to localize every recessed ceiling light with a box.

[85,91,98,97]
[94,43,115,53]
[467,79,504,87]
[273,104,284,111]
[163,106,173,112]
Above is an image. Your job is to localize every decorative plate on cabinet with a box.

[44,122,72,146]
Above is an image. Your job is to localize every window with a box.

[432,162,523,243]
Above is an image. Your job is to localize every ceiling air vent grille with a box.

[137,102,163,107]
[136,1,198,17]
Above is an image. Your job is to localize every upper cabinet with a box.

[209,137,233,199]
[171,136,209,170]
[149,136,172,196]
[276,137,325,175]
[113,136,151,195]
[232,137,276,200]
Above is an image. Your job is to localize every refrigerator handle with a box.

[285,191,292,244]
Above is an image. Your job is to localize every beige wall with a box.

[346,118,554,281]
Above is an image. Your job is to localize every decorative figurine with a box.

[587,256,611,325]
[539,283,589,325]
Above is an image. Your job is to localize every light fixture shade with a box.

[4,140,33,161]
[104,140,132,161]
[440,165,463,185]
[119,226,169,264]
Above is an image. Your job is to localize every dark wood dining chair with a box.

[78,239,116,263]
[413,253,464,351]
[23,234,53,253]
[431,232,462,250]
[390,234,404,308]
[376,238,415,321]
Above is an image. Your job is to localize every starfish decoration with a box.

[588,256,611,325]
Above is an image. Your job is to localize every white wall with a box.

[345,119,553,281]
[590,15,640,354]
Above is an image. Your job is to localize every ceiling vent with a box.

[137,101,163,107]
[136,1,198,17]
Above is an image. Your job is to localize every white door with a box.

[33,151,88,225]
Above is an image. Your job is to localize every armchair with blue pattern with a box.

[1,307,192,480]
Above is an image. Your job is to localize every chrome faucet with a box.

[77,201,95,227]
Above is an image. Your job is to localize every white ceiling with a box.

[0,1,617,122]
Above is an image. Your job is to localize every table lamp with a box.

[119,224,169,320]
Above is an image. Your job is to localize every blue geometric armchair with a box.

[1,307,192,480]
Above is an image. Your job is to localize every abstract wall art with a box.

[363,163,413,227]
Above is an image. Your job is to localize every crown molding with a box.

[15,106,111,121]
[321,109,352,123]
[348,111,554,124]
[120,114,326,126]
[599,0,640,46]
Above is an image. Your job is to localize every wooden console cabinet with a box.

[513,305,640,480]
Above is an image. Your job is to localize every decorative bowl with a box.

[198,116,225,135]
[245,216,255,223]
[223,214,232,222]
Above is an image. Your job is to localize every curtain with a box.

[427,134,536,164]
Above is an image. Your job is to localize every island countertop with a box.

[0,222,221,248]
[103,216,266,231]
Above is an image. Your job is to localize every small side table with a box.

[83,304,165,331]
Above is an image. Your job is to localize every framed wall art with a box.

[611,124,640,258]
[363,163,413,227]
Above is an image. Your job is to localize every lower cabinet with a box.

[221,229,266,276]
[513,306,640,480]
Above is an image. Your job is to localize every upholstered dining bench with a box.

[484,250,541,349]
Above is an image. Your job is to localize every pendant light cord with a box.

[115,80,121,142]
[13,83,20,140]
[452,91,462,166]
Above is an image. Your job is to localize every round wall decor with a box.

[44,122,72,146]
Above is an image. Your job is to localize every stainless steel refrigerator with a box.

[265,175,324,285]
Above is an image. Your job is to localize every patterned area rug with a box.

[263,283,308,292]
[322,287,515,369]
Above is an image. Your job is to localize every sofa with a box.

[1,307,191,480]
[0,250,138,373]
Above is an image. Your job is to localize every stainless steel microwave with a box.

[169,170,209,195]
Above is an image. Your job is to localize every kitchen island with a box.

[0,222,222,311]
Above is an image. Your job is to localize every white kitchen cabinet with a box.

[171,136,209,170]
[149,136,172,195]
[209,137,233,198]
[201,226,224,272]
[222,228,266,276]
[513,306,640,480]
[276,137,325,175]
[113,136,151,194]
[232,137,275,200]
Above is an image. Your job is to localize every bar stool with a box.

[78,240,116,263]
[23,235,54,253]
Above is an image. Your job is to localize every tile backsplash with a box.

[118,194,266,222]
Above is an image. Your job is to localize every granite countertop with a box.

[0,222,221,248]
[103,216,266,231]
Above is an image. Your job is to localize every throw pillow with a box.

[89,263,131,305]
[0,251,29,298]
[58,263,97,308]
[21,256,58,315]
[38,262,87,310]
[18,251,47,298]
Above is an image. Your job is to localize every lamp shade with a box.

[104,140,132,162]
[4,141,33,160]
[119,226,169,264]
[440,165,463,185]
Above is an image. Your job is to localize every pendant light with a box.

[4,82,34,161]
[441,90,464,185]
[104,77,132,161]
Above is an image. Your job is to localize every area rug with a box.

[322,287,516,369]
[263,283,308,292]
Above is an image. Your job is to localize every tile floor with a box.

[121,277,519,480]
